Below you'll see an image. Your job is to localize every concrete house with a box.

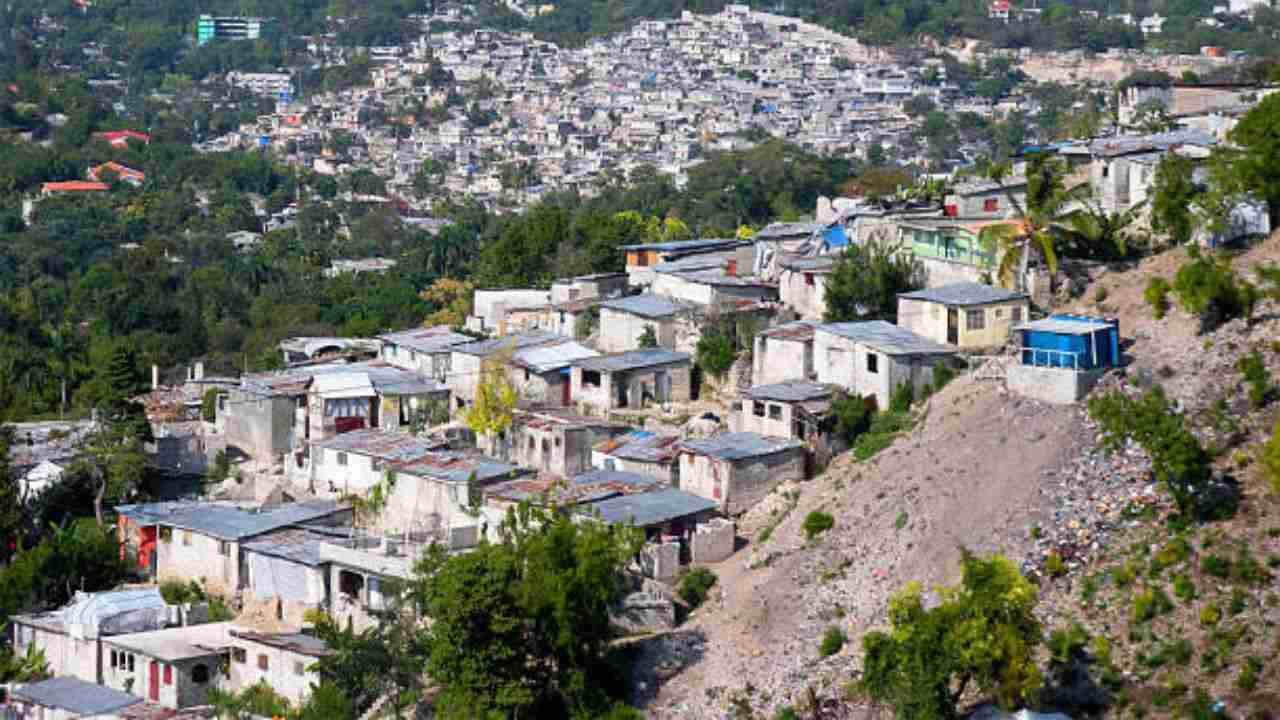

[478,410,629,478]
[449,331,599,409]
[378,325,473,381]
[576,485,719,539]
[678,432,806,514]
[467,289,552,335]
[114,500,351,593]
[226,630,331,706]
[550,272,629,304]
[8,677,143,720]
[739,381,837,440]
[650,267,777,307]
[318,535,421,631]
[239,527,358,623]
[778,256,835,320]
[752,321,818,385]
[943,176,1027,219]
[310,429,524,538]
[100,622,231,708]
[11,588,169,684]
[813,321,957,411]
[621,238,750,288]
[570,349,693,415]
[751,221,824,280]
[591,431,682,484]
[596,294,692,353]
[897,282,1030,349]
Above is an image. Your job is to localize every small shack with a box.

[592,431,681,484]
[570,349,693,415]
[897,282,1030,349]
[1007,315,1121,404]
[740,381,837,440]
[679,432,806,515]
[9,677,143,720]
[813,321,957,411]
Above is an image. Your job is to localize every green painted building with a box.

[196,15,275,45]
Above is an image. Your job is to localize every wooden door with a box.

[947,308,959,344]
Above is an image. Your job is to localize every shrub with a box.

[201,388,221,423]
[159,579,206,605]
[1113,561,1139,588]
[1237,657,1263,691]
[888,382,914,414]
[678,567,717,608]
[636,325,657,349]
[1199,603,1221,627]
[774,708,800,720]
[852,410,914,461]
[208,595,236,622]
[1172,246,1259,332]
[894,510,908,531]
[1263,419,1280,496]
[1145,277,1171,319]
[802,511,834,540]
[1045,553,1067,579]
[1172,573,1196,602]
[1094,286,1109,303]
[831,394,874,445]
[1132,587,1174,624]
[695,330,738,380]
[1048,622,1089,672]
[1202,553,1231,578]
[930,360,956,394]
[819,627,847,657]
[1231,549,1271,585]
[1152,537,1192,571]
[1228,587,1247,616]
[1237,351,1271,408]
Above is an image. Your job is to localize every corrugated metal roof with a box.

[452,330,563,357]
[780,256,836,272]
[815,321,956,356]
[679,432,803,460]
[241,527,355,567]
[755,221,823,239]
[745,381,837,402]
[312,372,376,399]
[600,294,688,318]
[760,320,818,341]
[620,238,747,252]
[378,325,473,354]
[310,428,449,458]
[114,500,348,541]
[581,488,717,527]
[392,450,525,484]
[898,282,1027,306]
[657,268,777,289]
[486,469,659,505]
[240,361,445,397]
[13,677,142,715]
[231,629,333,658]
[515,340,599,373]
[595,431,680,462]
[573,349,690,373]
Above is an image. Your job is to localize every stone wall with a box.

[691,518,735,564]
[639,541,681,582]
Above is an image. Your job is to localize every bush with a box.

[1132,587,1174,624]
[208,595,236,622]
[1172,573,1196,603]
[159,579,206,605]
[1145,277,1171,319]
[888,382,914,414]
[695,330,737,380]
[802,511,834,540]
[1237,351,1271,408]
[1152,537,1192,571]
[852,410,914,461]
[1199,603,1221,627]
[1045,553,1067,579]
[819,627,847,657]
[1172,246,1259,332]
[831,394,874,445]
[636,324,657,349]
[677,567,717,608]
[930,360,956,394]
[201,388,221,423]
[1237,657,1263,691]
[1262,419,1280,496]
[1202,553,1232,578]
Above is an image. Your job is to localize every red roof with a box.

[88,162,145,183]
[42,181,110,194]
[95,130,151,145]
[990,0,1010,9]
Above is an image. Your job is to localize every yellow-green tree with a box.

[858,551,1042,718]
[420,278,474,328]
[463,346,519,436]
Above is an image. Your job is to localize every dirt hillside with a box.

[632,233,1280,718]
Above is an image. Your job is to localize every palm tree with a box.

[978,156,1071,289]
[1058,200,1141,261]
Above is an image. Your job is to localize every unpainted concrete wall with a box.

[1006,364,1106,405]
[691,518,735,564]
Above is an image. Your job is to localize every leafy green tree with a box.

[823,235,925,323]
[308,595,427,717]
[1151,154,1200,245]
[0,519,124,627]
[1227,92,1280,225]
[695,330,738,380]
[858,552,1043,719]
[414,502,642,719]
[208,681,293,720]
[978,155,1068,287]
[636,325,658,349]
[0,427,24,559]
[1171,245,1258,331]
[0,644,51,684]
[297,682,354,720]
[1088,387,1211,518]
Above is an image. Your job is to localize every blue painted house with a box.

[1016,315,1120,370]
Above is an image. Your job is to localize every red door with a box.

[561,378,571,406]
[149,661,160,701]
